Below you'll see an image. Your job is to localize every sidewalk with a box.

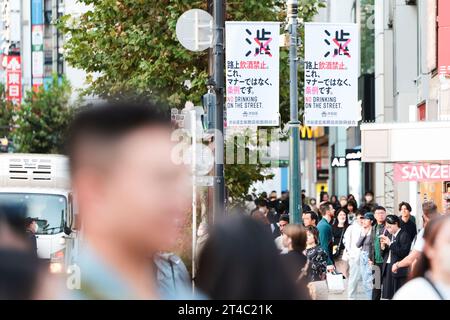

[330,279,368,300]
[314,279,368,300]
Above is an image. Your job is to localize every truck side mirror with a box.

[64,225,72,235]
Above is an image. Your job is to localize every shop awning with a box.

[360,121,450,163]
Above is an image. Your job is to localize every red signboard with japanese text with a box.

[6,55,22,105]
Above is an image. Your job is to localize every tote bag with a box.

[326,272,345,293]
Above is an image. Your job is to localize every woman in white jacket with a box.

[343,211,363,300]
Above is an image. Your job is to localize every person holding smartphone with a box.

[356,212,375,300]
[380,215,411,299]
[371,206,387,300]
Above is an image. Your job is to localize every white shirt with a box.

[394,277,450,300]
[412,228,425,253]
[343,222,362,259]
[274,235,288,254]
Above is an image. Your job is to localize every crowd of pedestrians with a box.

[1,100,448,300]
[244,188,449,300]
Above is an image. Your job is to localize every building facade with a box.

[1,0,89,101]
[313,0,376,205]
[362,0,450,217]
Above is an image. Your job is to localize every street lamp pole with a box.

[213,0,225,220]
[287,0,302,224]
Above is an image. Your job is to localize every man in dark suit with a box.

[379,215,411,299]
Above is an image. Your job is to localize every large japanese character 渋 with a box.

[323,29,351,58]
[245,28,273,57]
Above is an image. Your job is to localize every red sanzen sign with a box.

[6,55,22,105]
[394,163,450,182]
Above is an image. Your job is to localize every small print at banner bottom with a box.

[225,22,280,127]
[304,23,359,127]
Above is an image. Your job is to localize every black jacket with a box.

[271,223,281,239]
[400,218,417,246]
[382,229,411,278]
[281,251,308,281]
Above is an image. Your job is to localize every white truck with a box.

[0,153,78,273]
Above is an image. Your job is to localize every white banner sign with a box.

[225,22,280,127]
[32,25,44,47]
[304,23,359,127]
[32,51,44,78]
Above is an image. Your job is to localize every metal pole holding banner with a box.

[287,0,302,224]
[190,110,197,292]
[213,0,225,220]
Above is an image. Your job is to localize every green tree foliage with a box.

[59,0,324,203]
[11,75,74,154]
[225,128,279,205]
[0,84,15,139]
[360,0,375,74]
[59,0,324,121]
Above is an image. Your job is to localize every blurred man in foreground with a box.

[65,102,190,299]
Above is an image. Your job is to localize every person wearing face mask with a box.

[393,215,450,300]
[359,191,378,213]
[371,206,387,300]
[24,217,38,256]
[339,196,348,210]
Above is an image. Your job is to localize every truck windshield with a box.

[0,193,66,235]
